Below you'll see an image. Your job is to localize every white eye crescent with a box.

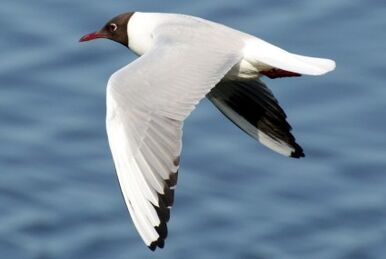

[109,23,117,32]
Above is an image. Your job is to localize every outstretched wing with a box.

[207,79,304,158]
[106,27,243,250]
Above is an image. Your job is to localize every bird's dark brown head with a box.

[79,12,134,47]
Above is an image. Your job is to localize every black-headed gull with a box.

[80,12,335,250]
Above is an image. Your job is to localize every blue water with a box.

[1,1,386,258]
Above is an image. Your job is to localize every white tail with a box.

[244,38,336,76]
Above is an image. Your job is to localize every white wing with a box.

[106,25,243,250]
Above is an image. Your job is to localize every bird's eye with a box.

[109,23,117,32]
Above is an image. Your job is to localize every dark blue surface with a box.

[1,1,386,258]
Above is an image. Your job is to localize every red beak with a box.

[79,31,107,42]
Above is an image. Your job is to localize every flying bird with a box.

[80,12,335,250]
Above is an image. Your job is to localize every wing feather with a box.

[106,28,243,250]
[207,79,304,158]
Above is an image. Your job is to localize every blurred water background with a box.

[1,1,386,258]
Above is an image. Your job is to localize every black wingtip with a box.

[148,243,156,251]
[148,238,165,251]
[291,143,305,158]
[155,222,168,240]
[147,203,169,252]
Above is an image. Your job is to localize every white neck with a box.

[127,12,161,56]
